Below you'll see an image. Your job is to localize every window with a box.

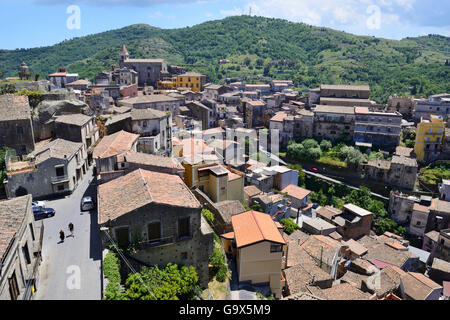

[57,185,65,191]
[147,222,161,242]
[115,227,130,248]
[178,217,190,239]
[181,252,188,260]
[22,242,31,265]
[55,166,65,177]
[29,223,35,241]
[9,272,20,300]
[270,244,283,253]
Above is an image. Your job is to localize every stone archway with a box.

[15,186,28,197]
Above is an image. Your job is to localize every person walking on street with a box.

[59,230,65,243]
[69,222,74,237]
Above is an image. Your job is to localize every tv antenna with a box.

[249,6,252,16]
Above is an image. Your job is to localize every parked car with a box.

[33,206,55,220]
[309,168,318,173]
[32,201,46,208]
[81,196,95,211]
[312,203,319,209]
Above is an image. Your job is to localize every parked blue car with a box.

[33,206,55,220]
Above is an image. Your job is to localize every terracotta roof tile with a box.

[98,169,200,224]
[93,130,139,159]
[0,195,31,260]
[231,210,286,248]
[281,184,311,200]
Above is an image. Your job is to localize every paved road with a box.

[34,168,103,300]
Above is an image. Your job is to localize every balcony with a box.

[137,236,174,249]
[51,175,69,184]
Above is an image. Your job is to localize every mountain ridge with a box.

[1,16,449,103]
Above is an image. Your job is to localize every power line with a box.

[102,230,157,300]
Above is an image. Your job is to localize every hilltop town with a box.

[0,44,449,301]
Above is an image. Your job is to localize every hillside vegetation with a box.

[1,16,449,103]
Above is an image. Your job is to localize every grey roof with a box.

[55,113,92,126]
[303,218,336,231]
[391,155,418,167]
[214,200,246,224]
[31,138,83,163]
[343,203,373,217]
[407,245,430,264]
[0,195,32,260]
[131,108,168,120]
[314,105,355,114]
[0,94,31,121]
[121,94,182,105]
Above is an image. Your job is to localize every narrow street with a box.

[34,168,103,300]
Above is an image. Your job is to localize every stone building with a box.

[389,191,418,225]
[244,100,268,129]
[93,130,139,176]
[121,57,168,88]
[98,169,213,287]
[0,95,35,156]
[387,96,415,119]
[119,94,185,116]
[414,94,450,122]
[353,107,402,149]
[361,155,418,190]
[185,101,213,130]
[130,108,172,156]
[5,138,86,199]
[54,113,99,166]
[313,105,355,141]
[0,195,43,300]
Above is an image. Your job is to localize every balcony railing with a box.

[51,175,69,183]
[137,236,174,249]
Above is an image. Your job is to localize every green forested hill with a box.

[1,16,449,103]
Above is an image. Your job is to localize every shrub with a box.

[202,208,215,223]
[216,264,229,282]
[103,252,124,300]
[320,140,332,152]
[280,218,300,235]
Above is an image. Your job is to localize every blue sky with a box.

[1,0,449,50]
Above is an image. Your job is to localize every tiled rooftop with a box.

[231,210,286,248]
[93,130,139,159]
[55,113,92,126]
[0,195,31,260]
[0,94,30,121]
[98,169,200,224]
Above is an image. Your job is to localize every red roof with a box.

[232,210,286,248]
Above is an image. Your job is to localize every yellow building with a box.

[157,72,206,92]
[414,115,445,162]
[176,72,206,92]
[221,211,287,299]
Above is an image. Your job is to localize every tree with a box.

[124,263,200,300]
[320,140,332,152]
[280,218,300,235]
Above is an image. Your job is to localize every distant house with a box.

[400,272,442,300]
[0,195,43,300]
[281,184,311,212]
[93,130,139,176]
[130,108,172,156]
[54,113,99,166]
[300,235,346,277]
[98,169,213,288]
[220,210,286,298]
[357,235,419,271]
[0,95,35,156]
[5,139,86,199]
